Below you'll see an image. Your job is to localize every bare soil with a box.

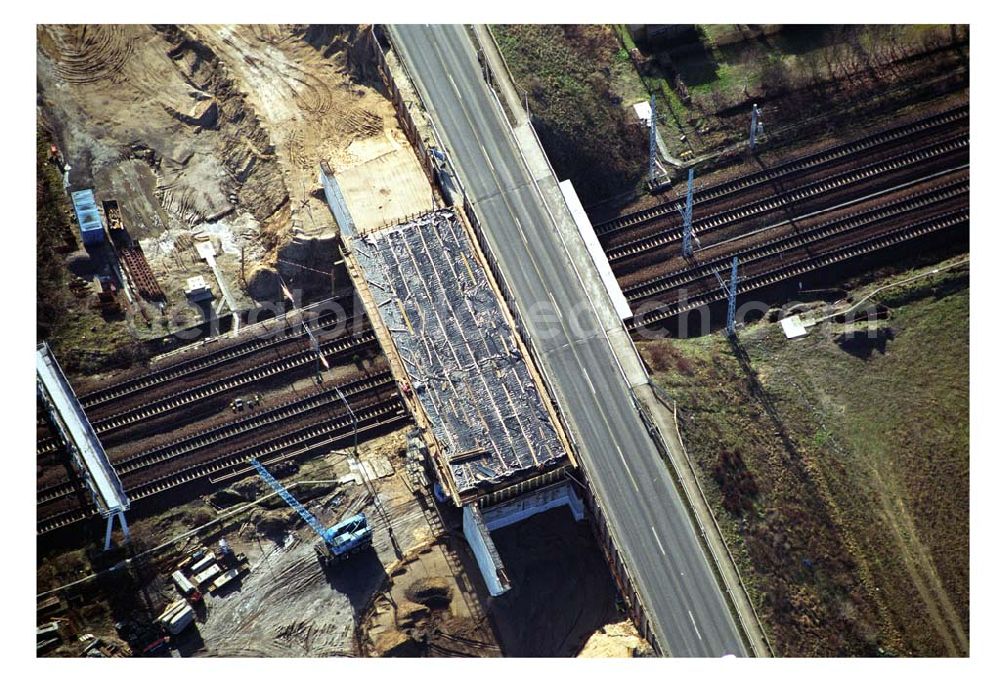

[577,620,653,657]
[37,24,425,357]
[39,428,434,657]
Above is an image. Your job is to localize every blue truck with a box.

[249,459,373,564]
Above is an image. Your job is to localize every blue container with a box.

[71,189,105,246]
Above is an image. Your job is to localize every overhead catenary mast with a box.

[648,94,658,182]
[681,168,695,259]
[726,256,739,335]
[749,104,763,152]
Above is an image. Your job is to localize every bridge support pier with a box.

[103,510,131,551]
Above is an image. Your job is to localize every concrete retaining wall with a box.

[366,28,436,183]
[463,504,511,597]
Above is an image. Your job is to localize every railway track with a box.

[607,135,969,263]
[628,208,968,330]
[37,398,409,535]
[624,176,970,303]
[37,370,397,506]
[77,302,366,410]
[596,104,969,238]
[37,328,378,456]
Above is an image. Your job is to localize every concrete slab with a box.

[508,120,649,388]
[780,315,810,338]
[335,130,435,234]
[558,179,632,322]
[471,25,650,389]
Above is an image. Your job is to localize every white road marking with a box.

[481,144,496,175]
[548,292,564,321]
[513,215,528,246]
[651,527,666,556]
[448,73,463,101]
[409,29,741,651]
[615,444,640,492]
[688,610,703,641]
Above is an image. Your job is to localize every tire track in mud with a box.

[38,24,136,85]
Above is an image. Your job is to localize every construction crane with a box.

[249,459,373,564]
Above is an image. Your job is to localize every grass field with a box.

[637,257,969,656]
[491,25,647,205]
[493,24,967,217]
[626,24,968,164]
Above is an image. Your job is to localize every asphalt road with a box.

[389,24,746,657]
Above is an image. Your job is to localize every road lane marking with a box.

[408,28,736,651]
[448,72,463,101]
[513,215,528,246]
[651,527,666,556]
[688,610,703,642]
[615,444,640,492]
[480,144,497,175]
[547,292,564,321]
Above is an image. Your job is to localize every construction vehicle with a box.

[249,458,373,564]
[114,620,169,656]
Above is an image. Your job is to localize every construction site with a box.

[36,22,968,660]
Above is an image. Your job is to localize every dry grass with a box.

[627,24,969,163]
[492,25,647,205]
[637,260,968,656]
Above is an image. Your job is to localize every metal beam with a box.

[250,459,327,538]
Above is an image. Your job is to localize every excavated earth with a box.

[36,24,407,320]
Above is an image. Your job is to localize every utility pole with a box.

[749,104,763,152]
[648,94,658,183]
[681,167,695,259]
[726,256,739,335]
[335,386,401,557]
[334,386,358,466]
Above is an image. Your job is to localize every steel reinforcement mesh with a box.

[353,209,565,494]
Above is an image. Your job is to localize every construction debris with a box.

[578,621,653,658]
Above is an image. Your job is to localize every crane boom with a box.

[250,459,326,539]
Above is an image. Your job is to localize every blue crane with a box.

[249,458,373,563]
